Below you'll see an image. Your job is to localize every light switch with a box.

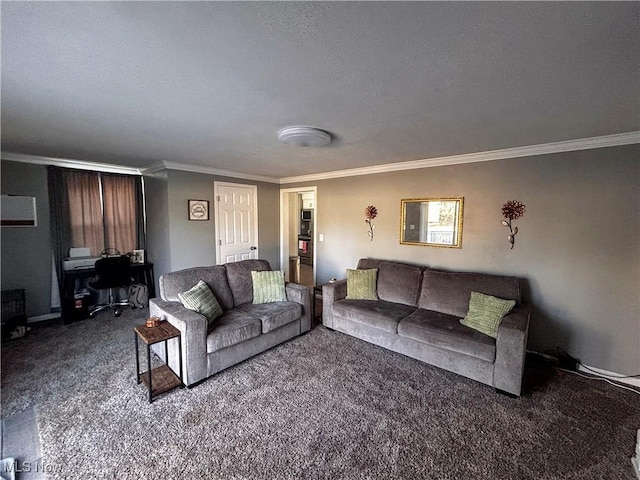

[319,234,324,242]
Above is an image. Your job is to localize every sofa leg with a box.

[495,388,518,398]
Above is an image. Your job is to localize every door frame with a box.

[280,186,317,284]
[214,181,259,265]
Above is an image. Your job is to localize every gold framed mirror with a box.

[400,197,464,248]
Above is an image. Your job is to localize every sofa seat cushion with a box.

[236,301,301,334]
[333,299,415,333]
[398,309,496,362]
[206,310,262,353]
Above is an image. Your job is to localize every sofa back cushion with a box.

[357,258,424,307]
[418,269,521,318]
[225,259,272,306]
[159,265,235,311]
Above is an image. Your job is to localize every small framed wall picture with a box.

[188,199,209,221]
[131,249,145,264]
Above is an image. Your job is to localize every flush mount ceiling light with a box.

[278,126,331,147]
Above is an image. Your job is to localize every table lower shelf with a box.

[138,365,182,398]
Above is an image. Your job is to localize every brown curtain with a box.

[66,171,105,256]
[102,174,137,255]
[48,166,72,292]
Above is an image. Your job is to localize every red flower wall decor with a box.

[501,200,525,249]
[365,205,378,242]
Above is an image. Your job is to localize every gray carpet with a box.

[2,307,639,479]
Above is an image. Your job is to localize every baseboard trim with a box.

[27,313,61,324]
[577,364,640,389]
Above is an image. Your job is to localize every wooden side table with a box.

[134,320,183,403]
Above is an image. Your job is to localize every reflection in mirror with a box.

[400,198,463,248]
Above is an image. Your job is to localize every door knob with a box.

[250,246,257,250]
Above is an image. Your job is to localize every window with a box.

[49,167,145,263]
[66,171,104,256]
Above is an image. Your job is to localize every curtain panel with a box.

[102,174,137,255]
[47,166,72,292]
[66,170,105,256]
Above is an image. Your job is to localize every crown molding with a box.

[279,131,640,184]
[1,152,142,175]
[140,161,280,184]
[4,131,638,185]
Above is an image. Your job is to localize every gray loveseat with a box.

[149,259,311,387]
[323,258,531,396]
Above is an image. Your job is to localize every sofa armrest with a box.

[285,282,311,333]
[149,298,208,386]
[493,302,531,396]
[322,280,347,329]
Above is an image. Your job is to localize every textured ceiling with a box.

[2,2,638,179]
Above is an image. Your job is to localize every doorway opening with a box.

[280,187,316,288]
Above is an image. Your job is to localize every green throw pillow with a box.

[252,270,286,304]
[178,280,223,325]
[346,268,378,300]
[460,291,516,338]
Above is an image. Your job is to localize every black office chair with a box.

[89,255,134,317]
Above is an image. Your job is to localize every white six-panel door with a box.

[214,182,258,264]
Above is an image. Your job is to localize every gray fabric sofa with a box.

[322,258,531,396]
[149,259,311,387]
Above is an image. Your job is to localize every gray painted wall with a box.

[144,169,280,281]
[143,171,171,285]
[1,160,52,317]
[166,170,218,271]
[289,145,639,375]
